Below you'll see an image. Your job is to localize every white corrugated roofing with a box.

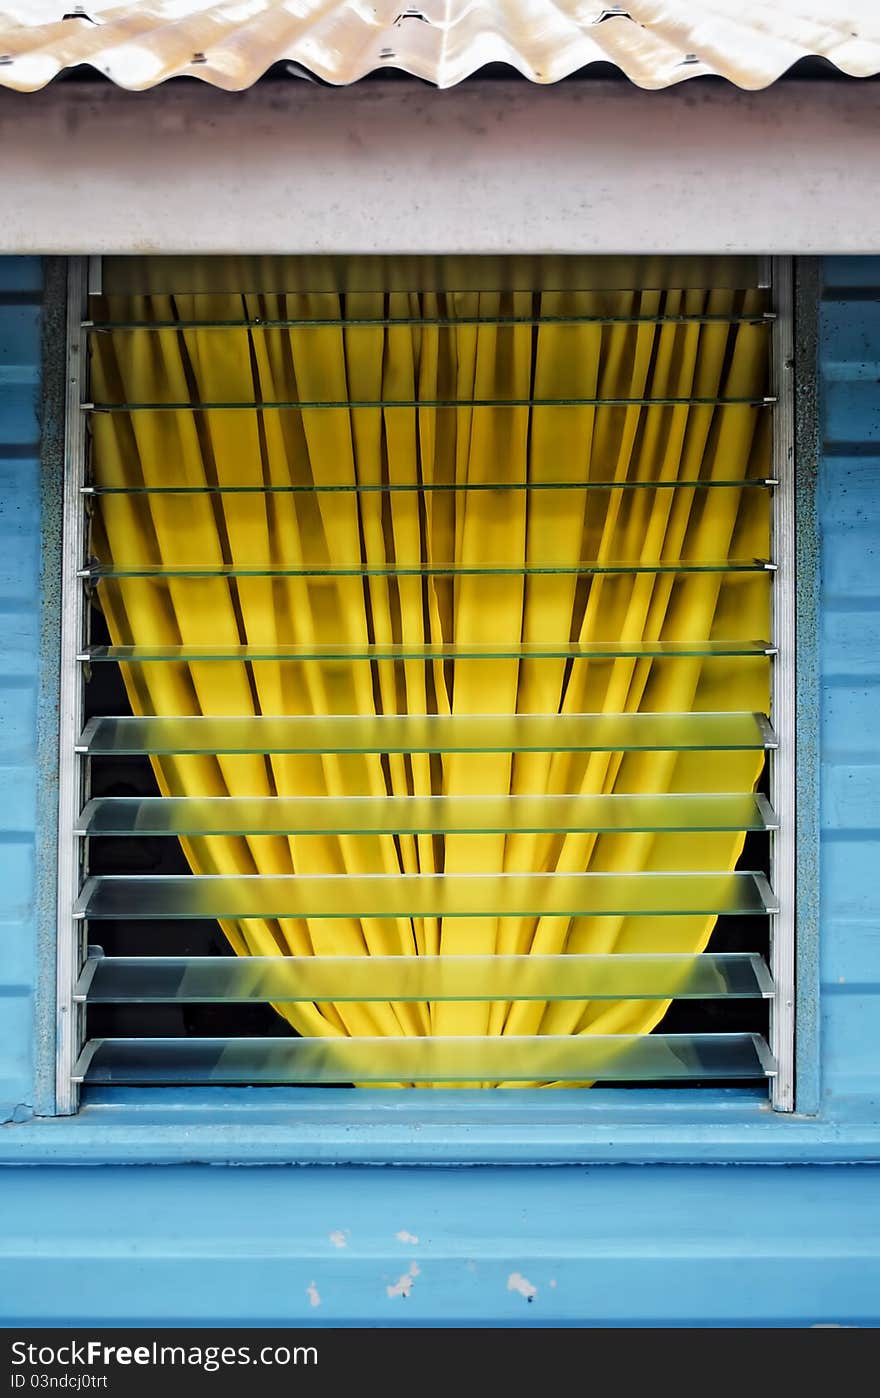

[0,2,878,92]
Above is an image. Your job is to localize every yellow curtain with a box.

[88,277,770,1079]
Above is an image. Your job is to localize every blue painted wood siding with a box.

[820,257,880,1106]
[2,1163,879,1327]
[0,257,41,1122]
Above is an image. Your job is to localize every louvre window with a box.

[55,255,794,1108]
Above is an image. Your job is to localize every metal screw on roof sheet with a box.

[394,9,430,22]
[594,8,632,21]
[191,52,207,65]
[380,48,396,60]
[677,53,700,66]
[0,55,11,65]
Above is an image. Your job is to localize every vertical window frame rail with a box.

[55,257,89,1115]
[768,256,796,1112]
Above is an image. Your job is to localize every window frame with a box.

[38,250,814,1150]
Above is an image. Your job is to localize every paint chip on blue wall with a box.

[507,1272,537,1302]
[387,1262,420,1299]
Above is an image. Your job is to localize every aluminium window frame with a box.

[47,251,803,1134]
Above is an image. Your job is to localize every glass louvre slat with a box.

[76,793,777,837]
[77,712,776,756]
[79,640,774,663]
[81,559,772,579]
[86,396,772,411]
[87,314,774,331]
[78,953,774,1003]
[81,479,776,495]
[74,871,777,921]
[73,1033,776,1085]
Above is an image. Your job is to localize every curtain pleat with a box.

[89,275,770,1085]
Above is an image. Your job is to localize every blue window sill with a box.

[2,1085,877,1165]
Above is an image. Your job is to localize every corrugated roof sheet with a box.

[0,2,878,93]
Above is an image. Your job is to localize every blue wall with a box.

[1,257,880,1327]
[0,257,42,1124]
[819,258,880,1108]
